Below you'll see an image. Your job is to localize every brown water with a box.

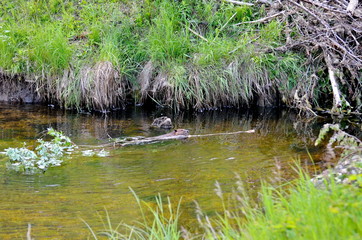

[0,104,327,239]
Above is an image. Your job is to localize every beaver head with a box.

[173,129,189,136]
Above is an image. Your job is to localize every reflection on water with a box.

[0,104,330,239]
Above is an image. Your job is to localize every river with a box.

[0,104,331,239]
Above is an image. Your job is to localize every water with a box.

[0,104,328,239]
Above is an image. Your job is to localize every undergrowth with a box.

[0,0,308,111]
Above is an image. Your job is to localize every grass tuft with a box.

[193,170,362,240]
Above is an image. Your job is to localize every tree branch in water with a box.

[89,130,256,148]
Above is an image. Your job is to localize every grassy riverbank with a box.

[0,0,308,111]
[87,172,362,239]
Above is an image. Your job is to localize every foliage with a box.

[4,128,75,174]
[144,1,190,64]
[29,23,73,74]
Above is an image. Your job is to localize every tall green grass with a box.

[202,174,362,240]
[0,0,308,111]
[87,172,362,239]
[29,23,72,74]
[144,1,191,64]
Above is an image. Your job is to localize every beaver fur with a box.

[158,129,189,138]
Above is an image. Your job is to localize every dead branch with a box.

[224,0,254,6]
[245,0,362,114]
[325,54,343,112]
[188,129,255,138]
[187,27,208,42]
[287,0,330,28]
[234,11,285,25]
[119,129,255,146]
[84,130,256,148]
[300,0,347,14]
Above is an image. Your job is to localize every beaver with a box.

[151,116,173,129]
[157,129,189,138]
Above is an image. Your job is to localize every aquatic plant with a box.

[81,149,110,157]
[4,128,75,174]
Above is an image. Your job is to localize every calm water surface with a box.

[0,104,328,239]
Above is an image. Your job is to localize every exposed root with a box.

[0,71,41,103]
[293,89,318,117]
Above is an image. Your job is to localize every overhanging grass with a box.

[0,0,309,111]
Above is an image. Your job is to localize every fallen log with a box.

[118,129,256,147]
[88,129,256,148]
